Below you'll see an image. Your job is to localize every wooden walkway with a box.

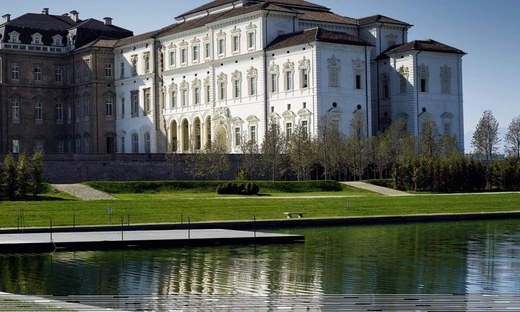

[0,229,304,253]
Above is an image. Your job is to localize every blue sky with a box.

[6,0,519,152]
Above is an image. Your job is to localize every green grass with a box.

[0,299,75,311]
[1,183,520,228]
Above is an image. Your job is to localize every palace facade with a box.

[0,0,466,155]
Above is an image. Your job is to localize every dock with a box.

[0,229,304,253]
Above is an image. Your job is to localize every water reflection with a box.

[1,219,520,296]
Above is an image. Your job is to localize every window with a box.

[55,69,63,82]
[271,74,277,93]
[234,80,240,98]
[217,73,227,101]
[181,89,188,106]
[247,67,258,96]
[12,140,20,154]
[193,46,199,62]
[56,103,63,122]
[301,120,308,139]
[67,104,72,122]
[76,137,81,153]
[301,68,308,88]
[131,92,139,117]
[105,63,113,77]
[250,125,256,143]
[120,62,125,78]
[181,48,187,64]
[219,82,226,100]
[250,77,256,96]
[328,56,340,87]
[205,85,211,103]
[194,87,200,104]
[12,66,19,80]
[248,32,255,49]
[132,133,139,153]
[143,89,151,115]
[355,75,361,89]
[205,43,211,59]
[84,60,90,79]
[233,35,239,53]
[235,127,241,146]
[171,91,177,108]
[218,38,225,55]
[442,113,453,135]
[75,99,80,120]
[35,102,43,122]
[106,98,113,116]
[145,132,151,153]
[418,64,429,92]
[285,71,293,91]
[440,65,451,94]
[286,122,292,139]
[120,97,125,118]
[169,51,176,67]
[35,139,44,152]
[120,136,125,153]
[57,140,65,153]
[12,100,20,121]
[84,136,90,153]
[34,67,42,81]
[84,97,90,118]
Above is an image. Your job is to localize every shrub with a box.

[216,182,259,195]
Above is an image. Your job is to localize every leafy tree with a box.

[2,153,18,200]
[471,110,501,161]
[261,121,286,181]
[202,131,230,180]
[367,134,391,179]
[439,133,460,158]
[239,133,261,180]
[31,150,44,197]
[17,152,30,198]
[345,111,369,180]
[505,115,520,159]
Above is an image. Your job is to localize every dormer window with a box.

[31,33,43,45]
[52,35,63,46]
[8,31,21,43]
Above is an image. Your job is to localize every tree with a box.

[238,133,261,180]
[317,116,346,180]
[31,150,44,197]
[471,110,501,161]
[261,121,286,180]
[17,152,30,198]
[419,115,441,160]
[286,125,313,181]
[505,116,520,159]
[345,111,369,180]
[2,153,18,200]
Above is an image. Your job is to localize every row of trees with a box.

[167,109,520,192]
[1,151,44,200]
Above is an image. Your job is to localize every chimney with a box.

[70,10,79,22]
[103,17,112,26]
[42,8,49,15]
[2,14,11,23]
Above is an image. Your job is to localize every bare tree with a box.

[471,110,501,161]
[317,116,346,180]
[505,116,520,159]
[419,114,441,159]
[261,121,286,181]
[345,111,369,180]
[286,124,313,181]
[238,133,261,180]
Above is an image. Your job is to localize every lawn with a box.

[0,181,519,229]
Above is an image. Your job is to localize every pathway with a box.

[52,183,118,201]
[342,181,413,196]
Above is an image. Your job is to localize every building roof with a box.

[296,8,357,25]
[384,39,466,55]
[357,14,411,27]
[177,0,329,18]
[266,27,372,51]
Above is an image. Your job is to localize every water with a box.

[1,219,520,299]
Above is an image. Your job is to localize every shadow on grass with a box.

[1,196,75,202]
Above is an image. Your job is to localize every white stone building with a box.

[113,0,466,154]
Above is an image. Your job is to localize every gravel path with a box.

[342,181,413,196]
[52,184,118,201]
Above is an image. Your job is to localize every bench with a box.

[284,212,306,219]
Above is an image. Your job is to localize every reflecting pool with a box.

[1,219,520,297]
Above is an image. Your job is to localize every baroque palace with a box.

[0,0,465,155]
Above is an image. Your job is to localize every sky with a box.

[5,0,520,153]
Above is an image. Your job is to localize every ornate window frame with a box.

[180,80,189,106]
[418,63,429,93]
[268,62,279,94]
[231,70,242,99]
[246,23,257,52]
[216,30,226,58]
[328,55,340,88]
[299,57,310,89]
[352,58,364,90]
[440,65,452,94]
[398,66,409,93]
[247,66,258,96]
[192,78,201,105]
[169,82,178,108]
[283,60,294,92]
[231,27,241,55]
[191,37,200,64]
[179,40,188,66]
[217,72,227,101]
